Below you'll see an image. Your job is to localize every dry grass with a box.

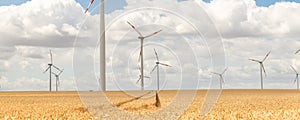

[0,90,300,119]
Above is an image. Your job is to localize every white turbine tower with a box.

[84,0,106,91]
[290,65,299,90]
[211,68,228,89]
[249,51,271,89]
[127,21,162,90]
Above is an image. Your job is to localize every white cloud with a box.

[1,0,300,90]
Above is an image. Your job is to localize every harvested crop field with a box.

[0,90,299,119]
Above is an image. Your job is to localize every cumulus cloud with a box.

[1,0,300,90]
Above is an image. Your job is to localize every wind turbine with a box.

[211,68,228,89]
[43,50,63,92]
[84,0,106,91]
[127,21,162,90]
[290,65,299,90]
[150,48,171,91]
[249,51,271,89]
[51,69,64,92]
[150,48,171,107]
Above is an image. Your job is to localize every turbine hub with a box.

[138,36,144,39]
[156,62,159,64]
[48,64,52,66]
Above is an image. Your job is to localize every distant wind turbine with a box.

[43,50,63,92]
[51,69,64,91]
[249,51,271,89]
[150,48,171,107]
[211,68,228,89]
[290,65,299,90]
[127,21,162,90]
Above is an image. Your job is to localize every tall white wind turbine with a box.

[290,65,299,90]
[211,68,228,89]
[127,22,162,90]
[84,0,106,91]
[249,51,271,89]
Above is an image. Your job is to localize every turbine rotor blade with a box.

[220,76,225,83]
[159,63,172,67]
[262,51,271,62]
[144,30,162,38]
[295,49,300,54]
[211,72,220,75]
[136,78,141,84]
[43,66,50,73]
[84,0,95,14]
[150,65,158,74]
[290,65,298,74]
[144,76,150,78]
[127,21,143,37]
[58,68,64,76]
[50,50,53,64]
[294,75,298,84]
[154,48,159,61]
[222,67,228,74]
[52,65,62,72]
[261,63,267,76]
[249,59,260,62]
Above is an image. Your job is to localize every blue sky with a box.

[1,0,300,13]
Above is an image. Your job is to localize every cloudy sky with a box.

[0,0,300,91]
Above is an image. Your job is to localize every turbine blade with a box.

[261,63,267,76]
[290,65,298,74]
[294,75,297,84]
[221,76,225,83]
[154,48,159,61]
[159,62,172,67]
[127,21,143,37]
[150,65,158,74]
[49,50,53,64]
[249,59,260,62]
[211,72,220,75]
[144,30,162,38]
[295,49,300,54]
[136,77,141,84]
[144,76,150,78]
[58,68,64,76]
[222,67,228,74]
[262,51,271,62]
[52,65,62,72]
[43,66,50,73]
[84,0,95,14]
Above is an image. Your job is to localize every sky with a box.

[0,0,300,91]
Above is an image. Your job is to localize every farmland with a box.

[0,90,300,119]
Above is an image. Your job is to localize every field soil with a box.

[0,90,300,119]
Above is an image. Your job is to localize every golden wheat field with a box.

[0,90,300,119]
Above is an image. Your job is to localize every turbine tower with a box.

[127,21,162,90]
[249,51,271,89]
[211,68,228,89]
[84,0,106,91]
[51,69,64,91]
[43,50,62,92]
[290,65,299,90]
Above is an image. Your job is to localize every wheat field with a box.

[0,90,299,119]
